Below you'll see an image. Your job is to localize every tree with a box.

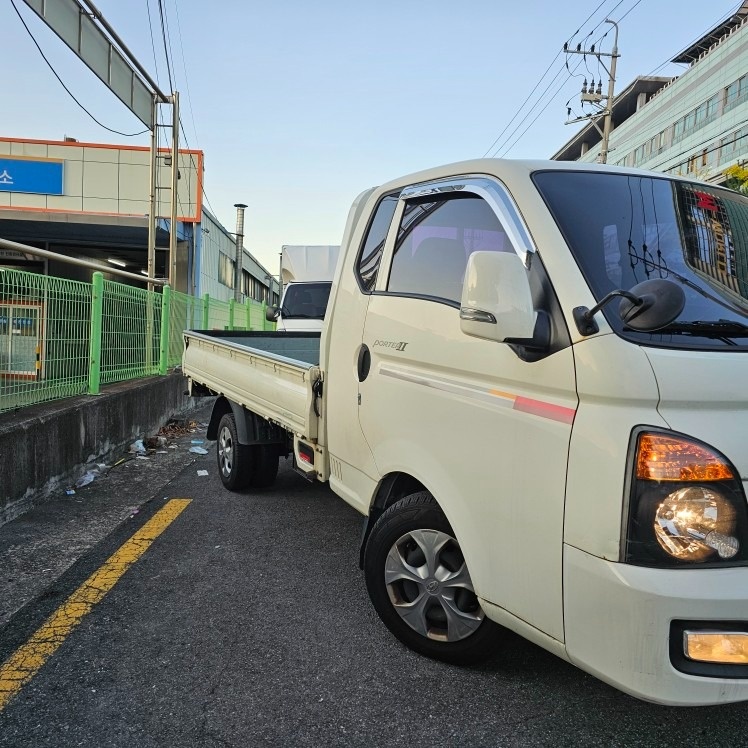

[723,164,748,194]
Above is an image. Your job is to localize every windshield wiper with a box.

[651,320,748,339]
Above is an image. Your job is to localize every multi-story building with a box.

[553,3,748,184]
[0,135,278,304]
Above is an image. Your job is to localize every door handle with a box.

[357,344,371,382]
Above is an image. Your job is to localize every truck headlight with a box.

[654,486,738,561]
[624,431,748,566]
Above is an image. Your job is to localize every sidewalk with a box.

[0,402,214,629]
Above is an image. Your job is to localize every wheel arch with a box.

[207,397,245,441]
[358,472,430,568]
[207,397,287,448]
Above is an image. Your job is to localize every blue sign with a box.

[0,157,64,196]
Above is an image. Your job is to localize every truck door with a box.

[324,191,400,514]
[357,178,577,641]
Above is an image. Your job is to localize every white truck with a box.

[266,245,340,332]
[183,159,748,706]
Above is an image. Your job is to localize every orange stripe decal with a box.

[513,396,576,425]
[488,389,516,402]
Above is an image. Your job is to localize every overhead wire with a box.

[145,0,162,86]
[499,58,587,157]
[9,0,148,138]
[170,0,219,218]
[481,51,564,157]
[647,118,748,172]
[492,63,579,157]
[646,1,744,76]
[496,19,618,158]
[483,0,632,158]
[582,3,748,163]
[156,0,175,92]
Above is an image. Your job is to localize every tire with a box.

[249,445,279,488]
[216,413,252,490]
[363,491,503,665]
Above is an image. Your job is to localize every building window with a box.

[219,252,234,288]
[725,75,748,112]
[673,118,685,143]
[706,93,720,119]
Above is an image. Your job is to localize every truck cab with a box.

[266,280,333,332]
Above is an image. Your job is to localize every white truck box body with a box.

[274,246,341,332]
[280,245,341,285]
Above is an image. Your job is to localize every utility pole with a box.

[564,19,620,163]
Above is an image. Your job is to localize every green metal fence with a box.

[0,268,92,412]
[1,268,274,414]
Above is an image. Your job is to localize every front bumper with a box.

[564,544,748,706]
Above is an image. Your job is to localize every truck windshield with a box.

[533,171,748,350]
[281,282,332,319]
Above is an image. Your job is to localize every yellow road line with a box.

[0,498,191,712]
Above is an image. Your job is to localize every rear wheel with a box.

[216,413,252,490]
[364,491,503,665]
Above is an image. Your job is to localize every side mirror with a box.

[573,278,685,336]
[266,305,280,322]
[460,251,536,343]
[618,279,686,331]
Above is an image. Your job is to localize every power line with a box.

[481,52,564,157]
[584,7,748,162]
[168,0,217,216]
[145,0,162,87]
[616,0,644,24]
[500,60,587,157]
[481,1,622,157]
[9,0,148,138]
[156,0,174,91]
[482,0,633,158]
[647,118,748,171]
[497,22,615,157]
[650,0,746,75]
[493,65,577,157]
[172,0,202,158]
[566,0,622,46]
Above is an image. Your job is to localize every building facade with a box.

[0,136,278,304]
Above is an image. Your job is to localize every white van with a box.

[267,280,333,332]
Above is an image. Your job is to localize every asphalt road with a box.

[1,425,748,747]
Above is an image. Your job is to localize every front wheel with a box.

[363,491,504,665]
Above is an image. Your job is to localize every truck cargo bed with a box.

[188,330,321,366]
[182,330,322,440]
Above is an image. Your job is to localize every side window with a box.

[356,194,399,292]
[387,194,515,305]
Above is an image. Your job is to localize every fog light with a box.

[684,631,748,664]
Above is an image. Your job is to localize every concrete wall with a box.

[0,373,203,526]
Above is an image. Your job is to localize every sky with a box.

[1,0,742,273]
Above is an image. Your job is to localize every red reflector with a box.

[297,442,315,465]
